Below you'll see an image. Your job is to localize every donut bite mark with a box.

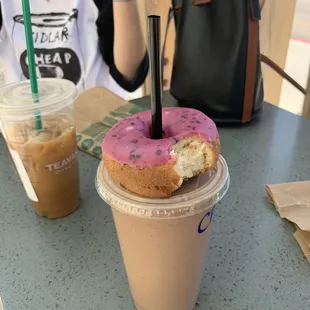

[102,108,220,198]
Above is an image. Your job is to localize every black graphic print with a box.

[13,9,82,85]
[20,48,81,84]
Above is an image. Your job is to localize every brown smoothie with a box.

[96,156,229,310]
[6,115,80,218]
[111,206,214,310]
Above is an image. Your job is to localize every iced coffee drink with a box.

[7,115,79,218]
[0,78,80,218]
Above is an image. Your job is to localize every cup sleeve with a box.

[109,52,149,92]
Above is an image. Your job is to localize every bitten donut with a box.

[102,107,220,198]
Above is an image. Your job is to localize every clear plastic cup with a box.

[96,155,230,310]
[0,78,80,218]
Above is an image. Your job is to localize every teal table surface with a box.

[1,94,310,310]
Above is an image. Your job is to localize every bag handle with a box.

[162,0,306,95]
[261,54,306,95]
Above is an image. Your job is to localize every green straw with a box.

[21,0,42,130]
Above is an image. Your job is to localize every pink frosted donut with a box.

[102,107,220,198]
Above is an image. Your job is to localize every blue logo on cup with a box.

[198,207,214,234]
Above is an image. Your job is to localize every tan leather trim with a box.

[174,0,211,9]
[174,1,265,14]
[175,1,265,11]
[242,0,259,122]
[192,0,212,6]
[175,3,182,9]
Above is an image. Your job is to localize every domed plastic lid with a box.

[96,155,230,219]
[0,78,78,119]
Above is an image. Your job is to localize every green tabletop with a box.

[0,94,310,310]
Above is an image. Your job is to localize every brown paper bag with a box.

[294,227,310,263]
[265,181,310,262]
[74,87,148,159]
[265,181,310,231]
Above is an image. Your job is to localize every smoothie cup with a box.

[96,155,230,310]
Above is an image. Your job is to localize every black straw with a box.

[148,15,163,140]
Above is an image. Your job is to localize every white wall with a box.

[279,40,310,115]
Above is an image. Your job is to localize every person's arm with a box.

[95,0,148,92]
[113,0,146,81]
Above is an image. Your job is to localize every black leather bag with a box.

[169,0,264,123]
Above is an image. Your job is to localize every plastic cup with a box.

[96,155,230,310]
[0,78,80,218]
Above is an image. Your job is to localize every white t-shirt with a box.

[0,0,129,97]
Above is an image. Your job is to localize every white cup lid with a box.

[96,155,230,219]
